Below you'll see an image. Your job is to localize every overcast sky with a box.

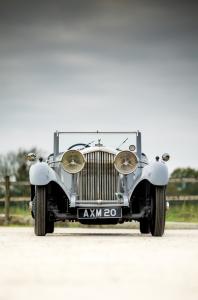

[0,0,198,172]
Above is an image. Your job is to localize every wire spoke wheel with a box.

[150,186,166,237]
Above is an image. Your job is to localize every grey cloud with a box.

[0,0,197,171]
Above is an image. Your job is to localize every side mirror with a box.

[26,153,37,162]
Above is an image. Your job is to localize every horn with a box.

[162,153,170,162]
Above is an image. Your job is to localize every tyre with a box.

[34,186,47,236]
[47,221,54,233]
[140,219,150,234]
[150,186,166,237]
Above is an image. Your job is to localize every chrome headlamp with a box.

[114,150,138,175]
[61,150,85,174]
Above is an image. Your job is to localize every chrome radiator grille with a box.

[78,151,119,201]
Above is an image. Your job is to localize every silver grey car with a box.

[28,131,170,236]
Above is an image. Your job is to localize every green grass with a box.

[166,202,198,223]
[0,204,29,216]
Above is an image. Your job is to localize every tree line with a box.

[0,148,44,198]
[0,148,45,181]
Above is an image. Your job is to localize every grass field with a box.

[166,202,198,223]
[0,202,29,216]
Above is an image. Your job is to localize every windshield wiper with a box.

[84,140,95,148]
[116,138,128,150]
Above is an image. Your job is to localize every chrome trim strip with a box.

[76,200,124,204]
[76,203,125,208]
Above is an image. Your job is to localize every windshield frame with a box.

[53,131,142,160]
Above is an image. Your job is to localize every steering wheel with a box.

[68,143,90,150]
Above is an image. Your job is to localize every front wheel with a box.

[140,219,150,234]
[35,186,47,236]
[150,186,166,237]
[47,221,54,233]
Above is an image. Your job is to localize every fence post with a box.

[4,175,10,224]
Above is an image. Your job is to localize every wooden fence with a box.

[0,177,198,224]
[0,177,30,224]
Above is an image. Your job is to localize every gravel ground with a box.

[0,227,198,300]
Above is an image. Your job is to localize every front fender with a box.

[29,162,56,185]
[142,161,169,186]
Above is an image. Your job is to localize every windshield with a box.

[55,131,140,153]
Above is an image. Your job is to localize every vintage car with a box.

[28,131,170,236]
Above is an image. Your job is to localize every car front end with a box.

[28,131,170,236]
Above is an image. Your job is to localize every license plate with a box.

[77,207,122,219]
